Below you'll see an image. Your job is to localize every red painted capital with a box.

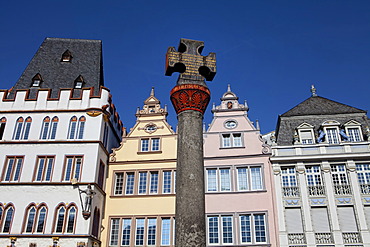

[170,84,211,115]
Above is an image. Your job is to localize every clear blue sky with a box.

[1,1,370,133]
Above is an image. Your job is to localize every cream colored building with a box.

[101,89,177,247]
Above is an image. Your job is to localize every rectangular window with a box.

[347,127,361,142]
[222,216,233,244]
[161,218,171,245]
[356,164,370,194]
[138,172,147,194]
[2,156,23,182]
[237,167,248,191]
[306,165,325,196]
[110,218,120,246]
[163,171,172,194]
[207,169,218,192]
[121,219,131,246]
[300,130,314,144]
[236,166,263,192]
[281,167,299,197]
[326,128,339,144]
[125,173,135,195]
[240,215,251,243]
[285,208,304,233]
[254,214,266,242]
[149,171,159,194]
[114,173,124,195]
[141,139,149,152]
[135,218,145,246]
[151,138,160,151]
[147,218,157,245]
[34,156,54,182]
[206,167,232,192]
[63,156,83,182]
[208,216,219,244]
[331,164,351,195]
[221,133,243,148]
[140,138,160,152]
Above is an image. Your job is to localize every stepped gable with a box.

[9,37,104,99]
[281,96,366,117]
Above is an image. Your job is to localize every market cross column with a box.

[165,38,216,246]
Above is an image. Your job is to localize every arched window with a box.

[55,206,66,233]
[0,117,6,140]
[36,206,47,233]
[92,208,100,237]
[77,116,86,139]
[50,117,59,139]
[23,117,32,140]
[68,117,78,139]
[66,206,76,233]
[40,117,50,140]
[25,206,37,232]
[2,205,14,233]
[13,117,24,140]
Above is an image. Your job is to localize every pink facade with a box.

[204,85,279,246]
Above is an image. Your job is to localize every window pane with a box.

[147,218,157,245]
[50,120,58,139]
[240,215,251,243]
[126,173,135,195]
[13,158,23,181]
[233,133,242,147]
[163,171,172,194]
[138,172,147,194]
[141,139,149,152]
[122,219,131,246]
[36,207,46,233]
[23,121,31,140]
[161,218,171,245]
[222,216,233,243]
[26,207,36,232]
[326,128,339,144]
[77,120,85,139]
[151,138,160,151]
[45,158,53,181]
[220,169,231,191]
[66,207,76,233]
[208,216,219,244]
[74,158,82,180]
[150,171,159,194]
[4,158,14,181]
[114,173,124,195]
[251,167,262,190]
[222,134,231,147]
[2,207,14,233]
[135,219,145,246]
[110,218,120,246]
[41,121,50,139]
[207,169,217,192]
[55,207,65,233]
[13,121,23,140]
[36,158,45,181]
[64,158,73,181]
[254,214,266,242]
[68,121,77,139]
[237,167,249,191]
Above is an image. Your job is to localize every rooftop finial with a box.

[311,85,317,97]
[150,87,155,96]
[227,84,231,92]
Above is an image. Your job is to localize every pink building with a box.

[204,85,279,246]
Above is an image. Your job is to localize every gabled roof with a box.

[9,37,104,98]
[281,96,366,117]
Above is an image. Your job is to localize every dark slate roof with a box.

[281,96,366,117]
[9,38,104,98]
[276,96,369,145]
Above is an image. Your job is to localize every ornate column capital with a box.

[170,84,211,114]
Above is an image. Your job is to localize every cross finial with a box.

[165,38,216,85]
[311,85,317,97]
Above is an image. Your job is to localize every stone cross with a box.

[166,38,216,246]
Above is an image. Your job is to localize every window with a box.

[109,217,175,247]
[281,167,299,197]
[61,50,72,62]
[140,138,161,152]
[306,165,325,196]
[63,156,83,182]
[236,166,263,191]
[97,161,105,188]
[40,116,58,140]
[74,75,84,89]
[2,205,14,233]
[326,128,339,144]
[207,213,267,245]
[31,73,42,87]
[299,130,314,144]
[2,156,23,182]
[113,170,175,196]
[331,164,351,195]
[68,116,85,139]
[0,117,6,140]
[347,128,361,142]
[356,164,370,194]
[92,208,100,237]
[54,204,77,233]
[24,204,47,233]
[285,208,304,234]
[13,117,32,140]
[206,168,231,192]
[34,156,54,182]
[221,133,243,148]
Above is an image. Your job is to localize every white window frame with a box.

[322,120,341,144]
[206,167,232,192]
[221,133,243,148]
[344,120,363,142]
[236,166,264,192]
[140,138,161,152]
[296,123,315,144]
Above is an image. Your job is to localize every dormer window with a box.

[61,50,72,62]
[320,120,341,144]
[74,75,84,89]
[344,120,363,142]
[296,123,315,144]
[31,73,43,87]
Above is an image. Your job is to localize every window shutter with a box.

[311,207,330,232]
[285,208,304,233]
[337,207,358,232]
[300,130,312,139]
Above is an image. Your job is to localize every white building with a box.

[270,87,370,247]
[0,38,122,247]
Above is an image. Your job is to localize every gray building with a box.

[269,86,370,247]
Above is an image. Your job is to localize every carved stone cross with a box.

[165,38,216,85]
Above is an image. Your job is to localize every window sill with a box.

[206,190,267,194]
[137,151,162,155]
[219,146,245,149]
